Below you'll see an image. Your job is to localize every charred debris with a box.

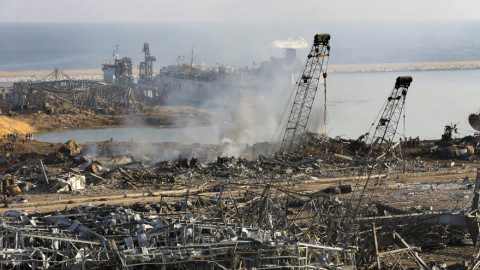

[1,134,480,269]
[2,35,480,269]
[2,110,480,269]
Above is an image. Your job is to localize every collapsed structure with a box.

[3,34,480,270]
[5,40,306,114]
[0,188,357,269]
[1,140,480,269]
[6,43,165,115]
[9,70,137,114]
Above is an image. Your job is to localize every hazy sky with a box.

[0,0,479,23]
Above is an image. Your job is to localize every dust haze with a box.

[76,20,480,160]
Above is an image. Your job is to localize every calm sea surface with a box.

[1,21,480,70]
[34,126,222,144]
[325,69,480,140]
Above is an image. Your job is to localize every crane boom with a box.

[366,76,412,158]
[278,34,331,153]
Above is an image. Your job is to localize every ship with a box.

[154,62,260,107]
[153,43,303,107]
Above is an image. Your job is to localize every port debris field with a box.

[1,37,480,269]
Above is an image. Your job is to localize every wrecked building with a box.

[102,45,134,85]
[8,69,138,115]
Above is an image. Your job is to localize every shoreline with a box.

[0,61,479,83]
[330,60,480,73]
[0,105,215,137]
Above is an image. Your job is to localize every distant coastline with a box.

[329,60,480,73]
[0,61,479,83]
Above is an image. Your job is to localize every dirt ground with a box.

[0,105,215,137]
[0,150,476,266]
[1,136,478,213]
[0,118,478,267]
[2,167,476,214]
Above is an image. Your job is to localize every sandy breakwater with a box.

[0,69,103,83]
[330,60,480,73]
[0,61,479,83]
[0,68,159,83]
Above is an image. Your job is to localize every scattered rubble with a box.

[0,135,479,268]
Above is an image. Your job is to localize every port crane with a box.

[350,77,413,214]
[340,76,413,246]
[139,43,156,84]
[278,34,330,153]
[365,76,412,159]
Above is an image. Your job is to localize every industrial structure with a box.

[138,43,156,86]
[365,76,412,158]
[154,64,258,106]
[102,46,134,86]
[9,69,137,115]
[9,43,168,115]
[347,76,413,226]
[278,34,330,153]
[100,43,166,105]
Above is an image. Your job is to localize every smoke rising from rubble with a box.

[25,21,480,159]
[168,51,318,159]
[84,142,99,157]
[114,116,216,163]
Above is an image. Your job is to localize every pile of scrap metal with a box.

[8,69,138,115]
[0,159,88,195]
[1,137,469,198]
[431,124,479,160]
[3,170,480,268]
[0,186,357,269]
[1,159,49,194]
[350,172,480,270]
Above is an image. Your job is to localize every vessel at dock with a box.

[153,45,303,107]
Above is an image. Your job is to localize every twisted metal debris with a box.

[0,188,356,269]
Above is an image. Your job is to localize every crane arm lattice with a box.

[366,76,412,158]
[279,34,331,153]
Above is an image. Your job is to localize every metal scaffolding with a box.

[11,77,138,114]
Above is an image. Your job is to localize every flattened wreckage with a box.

[3,34,480,269]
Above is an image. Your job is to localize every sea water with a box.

[1,21,480,70]
[325,69,480,140]
[34,126,222,144]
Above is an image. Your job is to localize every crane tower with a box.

[366,76,412,158]
[139,43,156,84]
[278,34,330,153]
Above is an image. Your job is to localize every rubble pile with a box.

[428,124,480,160]
[1,136,477,199]
[2,173,480,269]
[7,77,138,115]
[0,188,359,269]
[2,136,480,268]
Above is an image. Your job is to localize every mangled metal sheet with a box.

[55,174,86,192]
